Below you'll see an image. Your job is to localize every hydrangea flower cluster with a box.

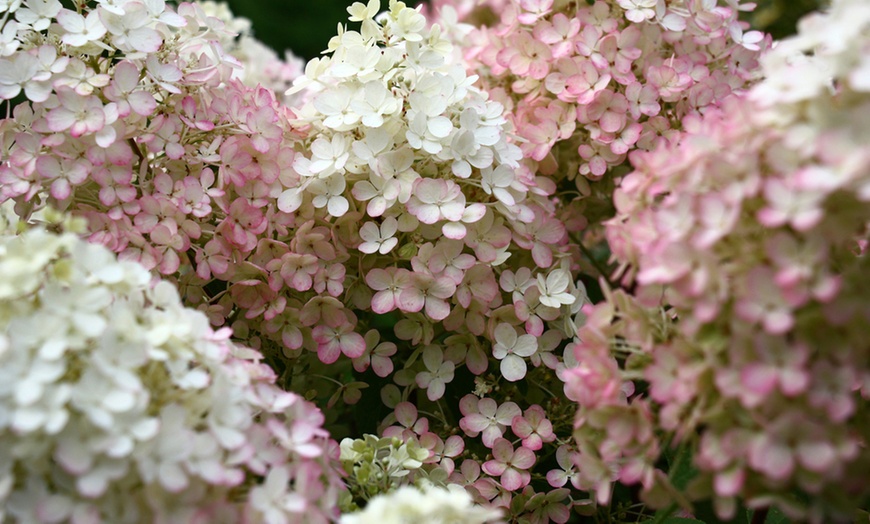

[338,434,431,508]
[0,208,341,523]
[565,0,870,520]
[439,0,766,228]
[0,0,308,350]
[340,484,502,524]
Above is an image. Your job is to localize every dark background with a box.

[224,0,825,60]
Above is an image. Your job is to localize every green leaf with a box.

[666,444,698,491]
[763,507,790,524]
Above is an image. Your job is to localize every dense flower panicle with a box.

[340,484,502,524]
[0,210,341,523]
[433,0,766,229]
[0,0,304,325]
[566,0,870,520]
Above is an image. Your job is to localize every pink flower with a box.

[351,330,397,377]
[546,445,582,489]
[624,81,660,119]
[734,267,794,334]
[547,59,610,105]
[511,405,555,451]
[498,32,552,80]
[312,323,366,364]
[406,178,466,224]
[482,438,536,491]
[533,13,580,58]
[459,396,520,448]
[513,211,565,268]
[313,263,345,297]
[455,264,498,309]
[382,401,429,440]
[269,252,319,292]
[397,272,456,321]
[425,239,476,286]
[365,267,411,314]
[45,87,107,137]
[217,198,268,252]
[34,155,89,200]
[562,348,623,409]
[646,64,692,102]
[492,323,538,382]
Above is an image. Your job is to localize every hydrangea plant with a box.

[0,0,867,523]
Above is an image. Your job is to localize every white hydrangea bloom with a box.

[0,209,341,524]
[281,0,535,241]
[340,484,502,524]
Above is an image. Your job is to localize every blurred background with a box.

[222,0,827,60]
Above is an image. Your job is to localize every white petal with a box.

[500,354,527,382]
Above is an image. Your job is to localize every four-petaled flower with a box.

[482,438,536,491]
[492,323,538,382]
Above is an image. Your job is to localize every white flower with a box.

[0,20,20,57]
[480,165,517,206]
[249,465,307,523]
[351,81,400,128]
[353,173,400,217]
[100,2,163,53]
[56,8,106,47]
[315,85,361,131]
[492,323,538,382]
[616,0,657,23]
[310,173,349,217]
[347,0,380,22]
[14,0,61,31]
[285,0,532,268]
[330,41,382,80]
[0,0,22,14]
[359,217,399,254]
[340,484,501,524]
[304,134,351,178]
[536,269,577,308]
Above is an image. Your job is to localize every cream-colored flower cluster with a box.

[0,209,341,523]
[281,0,531,234]
[340,484,502,524]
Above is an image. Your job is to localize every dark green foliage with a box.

[747,0,828,39]
[223,0,354,59]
